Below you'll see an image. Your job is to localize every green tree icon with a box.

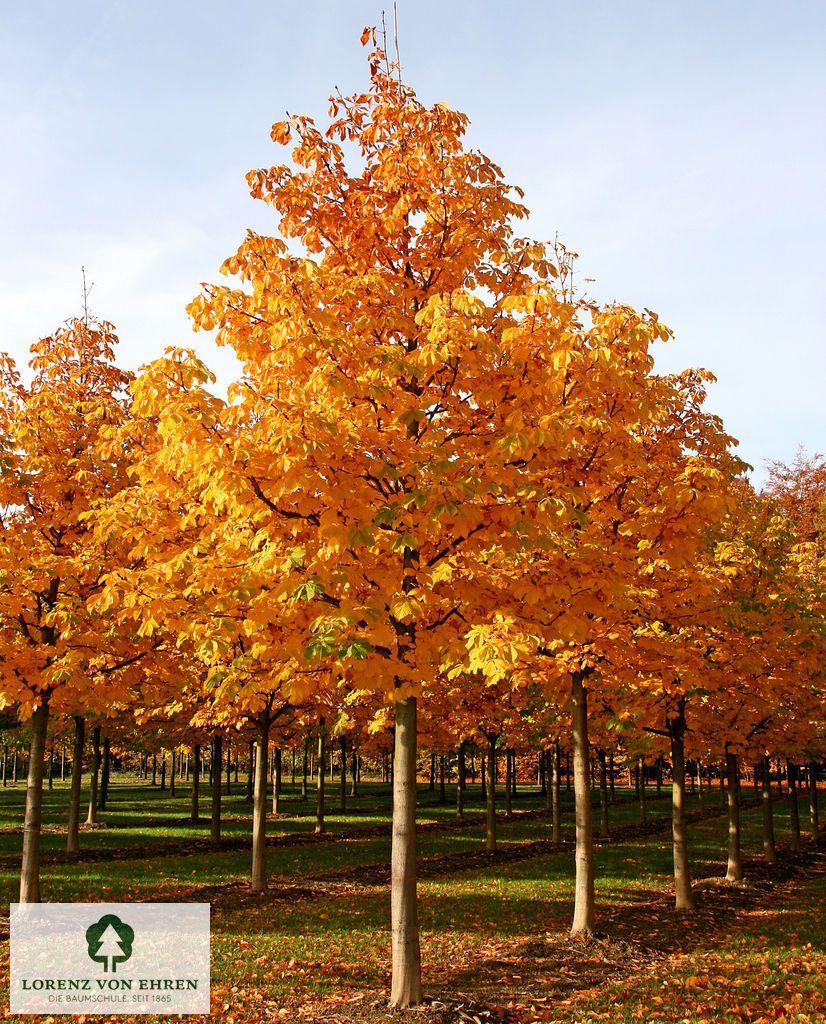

[86,914,134,973]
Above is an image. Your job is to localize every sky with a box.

[1,0,824,485]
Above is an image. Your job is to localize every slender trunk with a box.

[761,754,776,864]
[211,735,222,843]
[598,750,608,837]
[251,713,269,892]
[505,749,513,819]
[719,763,726,805]
[389,697,422,1008]
[272,747,282,815]
[656,756,663,797]
[350,749,358,798]
[315,721,326,835]
[429,752,435,793]
[1,743,6,787]
[486,735,496,852]
[608,753,615,804]
[170,749,176,798]
[12,748,18,785]
[539,749,546,795]
[669,701,694,911]
[190,743,200,824]
[246,741,254,803]
[339,738,347,814]
[291,747,296,786]
[571,675,595,937]
[60,741,65,782]
[638,756,647,824]
[809,761,820,839]
[86,726,101,824]
[696,761,703,804]
[98,735,110,811]
[20,703,50,903]
[566,751,571,792]
[552,739,561,844]
[152,752,157,787]
[160,753,166,791]
[544,749,552,812]
[480,754,487,800]
[725,748,742,881]
[788,760,801,853]
[47,742,54,791]
[301,738,308,800]
[456,743,465,820]
[66,716,85,856]
[439,755,446,804]
[225,744,232,796]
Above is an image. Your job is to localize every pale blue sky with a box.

[1,1,824,483]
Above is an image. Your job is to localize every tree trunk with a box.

[315,721,326,835]
[98,735,110,811]
[160,752,166,790]
[608,753,615,804]
[190,743,201,824]
[762,754,776,864]
[439,755,446,804]
[66,715,85,856]
[696,761,703,804]
[350,749,358,798]
[669,701,694,911]
[429,752,436,793]
[86,725,101,824]
[170,748,176,797]
[389,697,422,1008]
[225,744,232,795]
[246,740,254,803]
[20,702,50,903]
[301,738,308,800]
[211,734,222,843]
[251,713,269,892]
[456,742,465,820]
[480,754,487,800]
[544,749,552,812]
[570,674,595,937]
[339,738,347,813]
[552,739,561,844]
[638,756,647,824]
[505,749,513,819]
[809,761,820,839]
[272,747,282,815]
[657,756,663,796]
[292,747,296,786]
[486,735,497,852]
[788,760,801,853]
[725,748,742,881]
[598,750,609,838]
[152,752,157,786]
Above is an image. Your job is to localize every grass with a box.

[0,772,822,1022]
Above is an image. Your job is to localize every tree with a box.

[0,316,142,901]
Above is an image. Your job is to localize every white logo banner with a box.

[10,903,210,1015]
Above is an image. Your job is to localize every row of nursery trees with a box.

[1,36,824,1009]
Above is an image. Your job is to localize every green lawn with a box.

[0,775,821,1022]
